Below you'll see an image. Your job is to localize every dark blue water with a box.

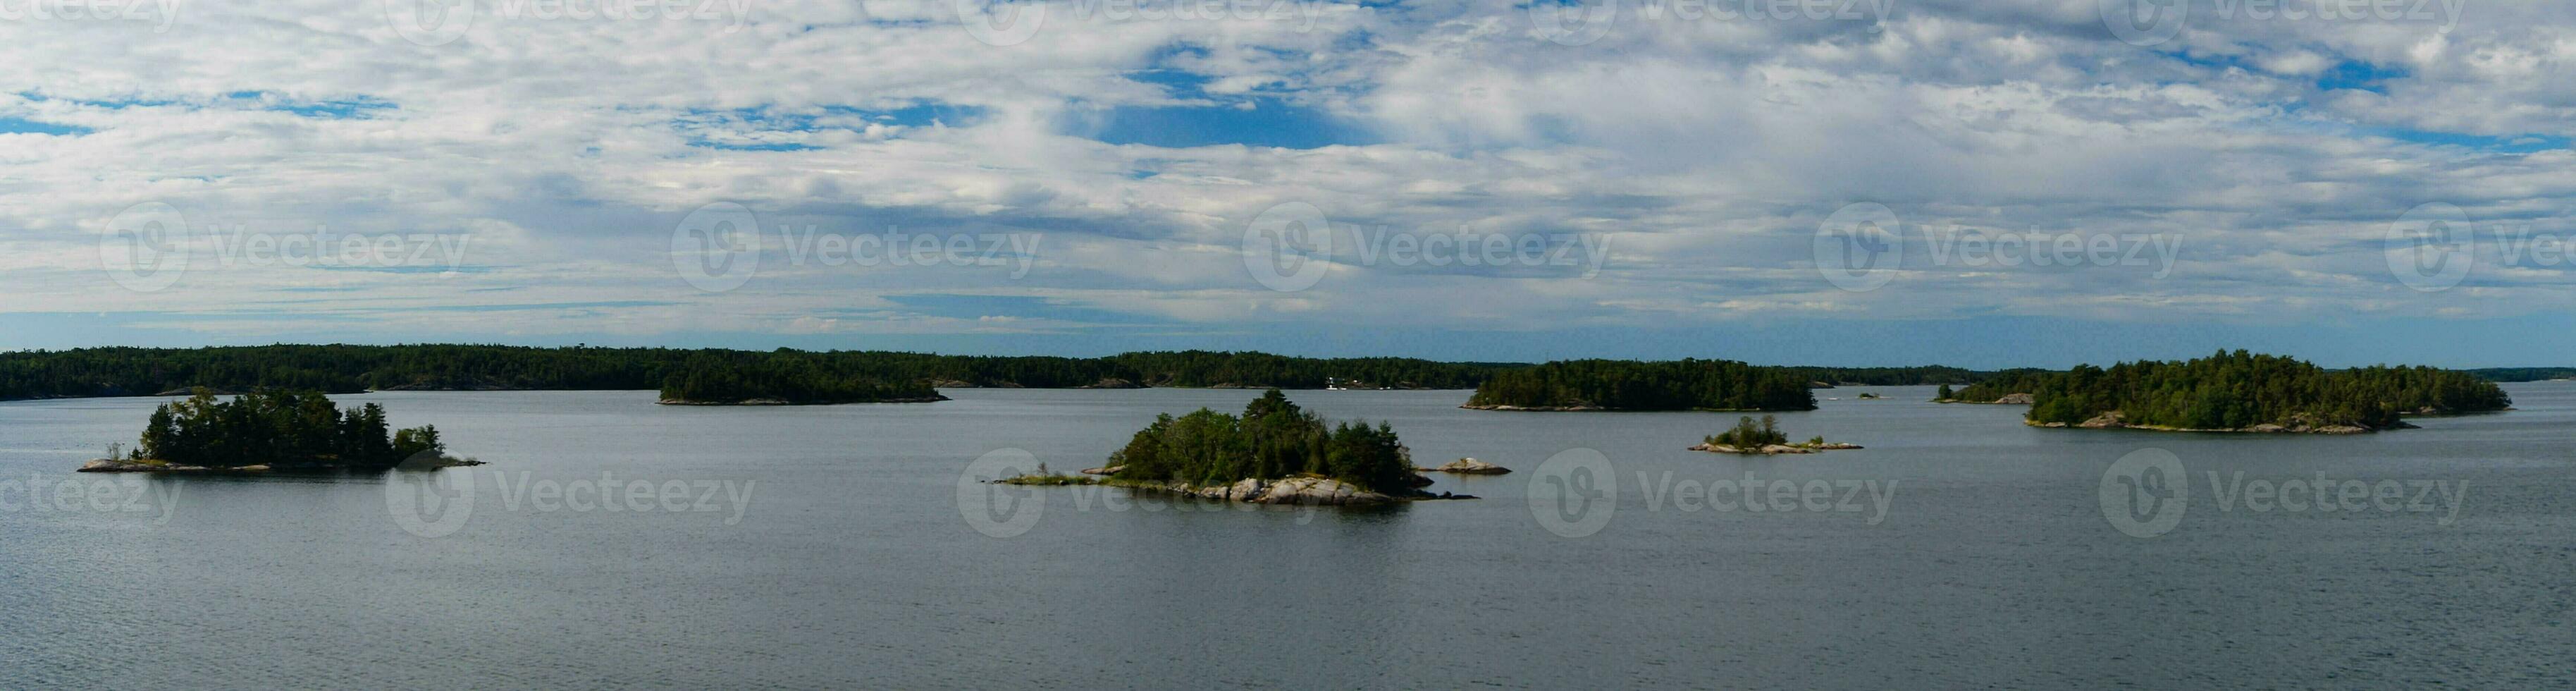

[1,384,2568,688]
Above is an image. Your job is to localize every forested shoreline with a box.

[1463,359,1820,412]
[0,346,1527,402]
[1947,351,2511,432]
[0,345,2004,403]
[0,345,2550,410]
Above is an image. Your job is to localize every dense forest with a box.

[2465,367,2576,382]
[0,346,1524,401]
[1107,389,1418,494]
[1463,359,1819,412]
[1954,351,2510,430]
[1776,365,1989,386]
[127,390,449,470]
[658,351,945,404]
[1941,369,2060,402]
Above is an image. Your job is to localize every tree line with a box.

[130,390,447,470]
[1955,350,2511,429]
[1465,359,1819,411]
[1107,389,1418,494]
[0,346,1529,401]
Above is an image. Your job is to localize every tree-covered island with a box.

[80,389,477,472]
[1462,359,1818,412]
[1946,351,2510,434]
[1016,390,1458,505]
[1688,415,1862,455]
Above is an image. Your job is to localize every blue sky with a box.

[6,1,2576,369]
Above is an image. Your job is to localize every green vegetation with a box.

[1703,415,1789,448]
[0,346,1522,401]
[1465,359,1817,412]
[1975,351,2511,430]
[1775,365,1987,386]
[1942,369,2059,402]
[1935,384,1954,400]
[995,467,1101,487]
[658,351,943,404]
[2465,367,2576,382]
[1107,389,1417,494]
[129,390,452,470]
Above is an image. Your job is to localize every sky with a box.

[4,0,2575,369]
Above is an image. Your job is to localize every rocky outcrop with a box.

[80,458,269,473]
[1079,465,1125,476]
[1078,378,1142,389]
[1939,393,2033,404]
[2028,410,2393,434]
[1688,442,1863,455]
[656,394,949,405]
[1417,458,1510,475]
[1147,476,1402,506]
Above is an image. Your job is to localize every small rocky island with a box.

[80,389,479,472]
[1002,389,1469,505]
[1417,458,1511,475]
[1689,415,1862,455]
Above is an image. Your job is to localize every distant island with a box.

[1689,415,1861,455]
[80,389,477,472]
[1462,359,1817,412]
[0,346,1526,400]
[657,355,948,405]
[1051,389,1458,505]
[1945,351,2511,434]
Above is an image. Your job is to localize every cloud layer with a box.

[4,0,2572,362]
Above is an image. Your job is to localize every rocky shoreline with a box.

[79,457,486,473]
[656,395,951,405]
[1936,393,2034,405]
[2025,410,2412,434]
[1689,442,1864,455]
[1416,458,1510,474]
